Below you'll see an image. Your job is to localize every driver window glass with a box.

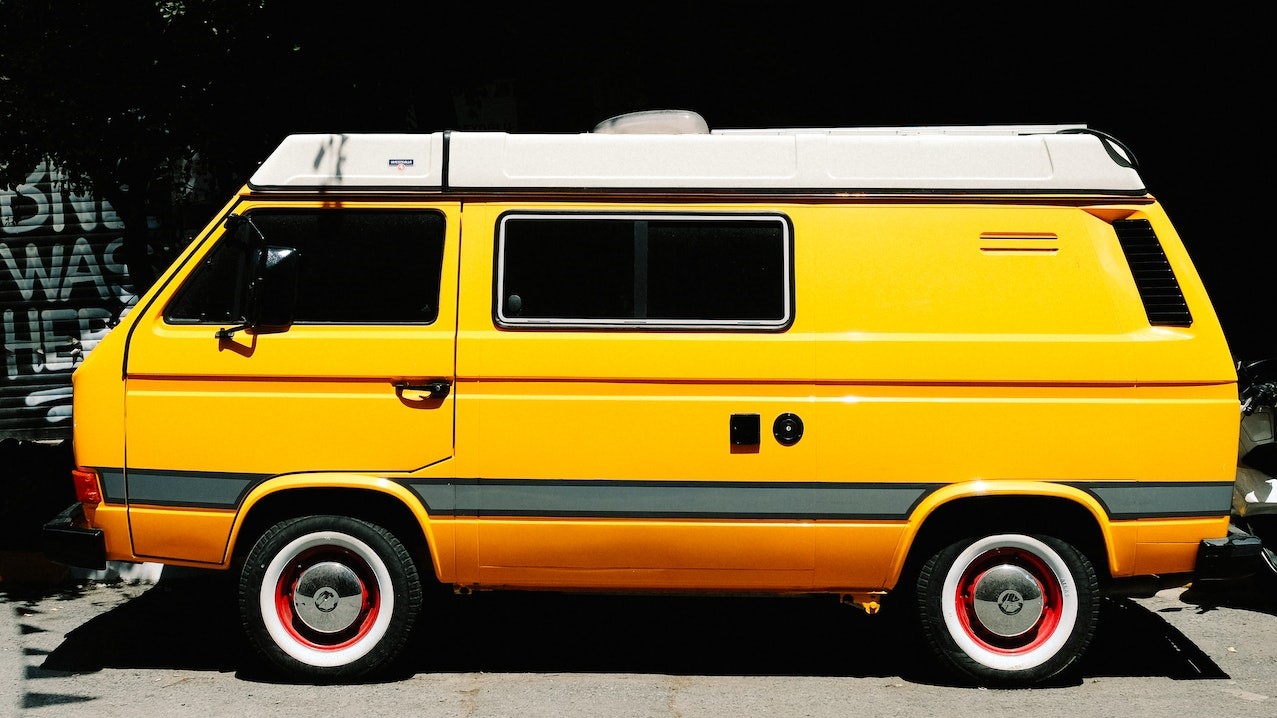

[165,208,446,324]
[165,224,251,323]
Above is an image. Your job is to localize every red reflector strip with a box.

[71,467,102,504]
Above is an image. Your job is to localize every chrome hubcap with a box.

[970,563,1044,637]
[292,561,364,633]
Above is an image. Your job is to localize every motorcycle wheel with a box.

[1236,516,1277,583]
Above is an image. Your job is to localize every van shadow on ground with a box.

[21,569,1274,687]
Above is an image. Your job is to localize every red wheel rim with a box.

[274,546,380,650]
[952,546,1063,654]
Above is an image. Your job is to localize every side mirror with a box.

[247,245,301,331]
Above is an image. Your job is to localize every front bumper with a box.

[42,503,106,570]
[1194,523,1263,584]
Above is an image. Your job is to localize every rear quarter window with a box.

[495,213,792,330]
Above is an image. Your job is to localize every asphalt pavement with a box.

[4,564,1277,718]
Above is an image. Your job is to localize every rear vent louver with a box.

[1113,219,1193,326]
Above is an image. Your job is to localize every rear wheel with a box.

[914,533,1098,686]
[239,515,422,682]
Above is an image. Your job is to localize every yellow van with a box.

[44,110,1257,686]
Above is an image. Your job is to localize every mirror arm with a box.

[225,213,268,243]
[215,324,250,339]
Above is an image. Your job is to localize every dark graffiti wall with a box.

[1,165,137,439]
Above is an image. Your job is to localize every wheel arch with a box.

[229,478,441,582]
[893,489,1112,592]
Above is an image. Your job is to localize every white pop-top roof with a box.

[247,110,1145,194]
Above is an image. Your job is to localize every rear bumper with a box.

[1194,524,1264,584]
[42,503,106,571]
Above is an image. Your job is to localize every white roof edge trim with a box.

[248,132,446,189]
[247,123,1145,193]
[711,124,1088,136]
[446,132,1145,192]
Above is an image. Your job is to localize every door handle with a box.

[395,380,451,400]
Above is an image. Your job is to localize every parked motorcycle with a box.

[1233,357,1277,579]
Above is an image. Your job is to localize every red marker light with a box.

[71,467,102,504]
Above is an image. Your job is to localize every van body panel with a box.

[83,503,133,561]
[1133,516,1233,575]
[453,202,818,582]
[1124,211,1236,383]
[128,507,235,563]
[446,200,1234,593]
[812,382,1237,487]
[72,192,1238,584]
[68,319,127,476]
[477,519,813,573]
[120,201,462,562]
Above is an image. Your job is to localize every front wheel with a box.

[239,515,422,682]
[914,533,1099,686]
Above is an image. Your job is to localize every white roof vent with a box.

[593,109,710,134]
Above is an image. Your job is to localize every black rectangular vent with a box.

[1113,219,1193,326]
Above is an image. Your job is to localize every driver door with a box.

[122,202,460,562]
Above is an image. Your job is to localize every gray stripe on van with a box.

[1063,481,1234,519]
[99,468,127,503]
[96,468,1233,521]
[125,469,267,508]
[408,478,1234,521]
[405,479,935,520]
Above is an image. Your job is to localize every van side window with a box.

[496,214,791,329]
[166,209,446,324]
